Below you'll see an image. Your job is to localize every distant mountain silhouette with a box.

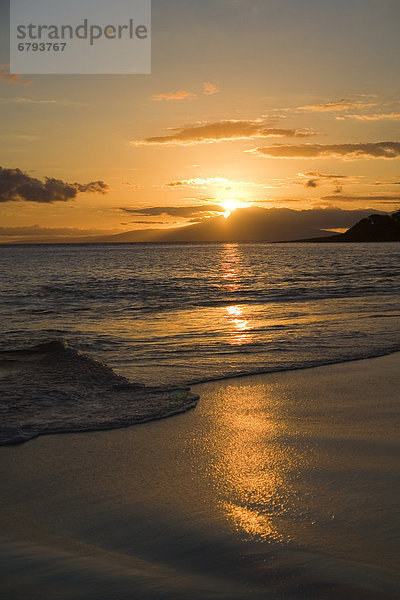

[297,211,400,243]
[94,208,389,243]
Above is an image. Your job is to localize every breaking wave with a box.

[0,340,198,446]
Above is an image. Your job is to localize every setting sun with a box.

[222,200,245,218]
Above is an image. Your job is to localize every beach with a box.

[0,353,399,600]
[2,1,400,597]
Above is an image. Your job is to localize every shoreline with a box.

[1,347,400,446]
[0,351,399,599]
[0,399,199,447]
[186,346,400,386]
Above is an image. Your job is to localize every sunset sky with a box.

[1,0,400,241]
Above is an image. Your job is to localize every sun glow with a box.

[222,199,245,218]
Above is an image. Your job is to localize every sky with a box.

[1,0,400,241]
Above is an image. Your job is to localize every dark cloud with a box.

[136,120,316,145]
[372,180,400,185]
[303,172,352,180]
[120,204,223,218]
[252,142,400,159]
[74,181,108,194]
[306,179,318,188]
[0,167,109,203]
[129,220,170,224]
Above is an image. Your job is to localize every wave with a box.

[0,340,198,446]
[2,338,400,446]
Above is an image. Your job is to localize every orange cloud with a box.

[291,172,362,188]
[298,99,376,112]
[203,82,219,95]
[164,177,259,188]
[251,142,400,159]
[0,65,31,86]
[151,90,198,101]
[338,112,400,121]
[136,120,317,145]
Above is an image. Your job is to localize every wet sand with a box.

[0,354,399,599]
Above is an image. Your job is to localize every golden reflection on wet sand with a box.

[203,382,306,543]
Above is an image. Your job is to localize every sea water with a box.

[0,242,399,443]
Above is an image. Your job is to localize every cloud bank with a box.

[121,204,223,218]
[0,225,115,238]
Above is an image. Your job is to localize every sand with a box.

[0,353,399,599]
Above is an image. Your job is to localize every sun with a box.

[222,199,245,218]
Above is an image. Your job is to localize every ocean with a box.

[0,242,399,444]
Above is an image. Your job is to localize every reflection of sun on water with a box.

[220,245,252,345]
[221,243,241,290]
[233,318,248,332]
[224,305,250,345]
[226,305,242,317]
